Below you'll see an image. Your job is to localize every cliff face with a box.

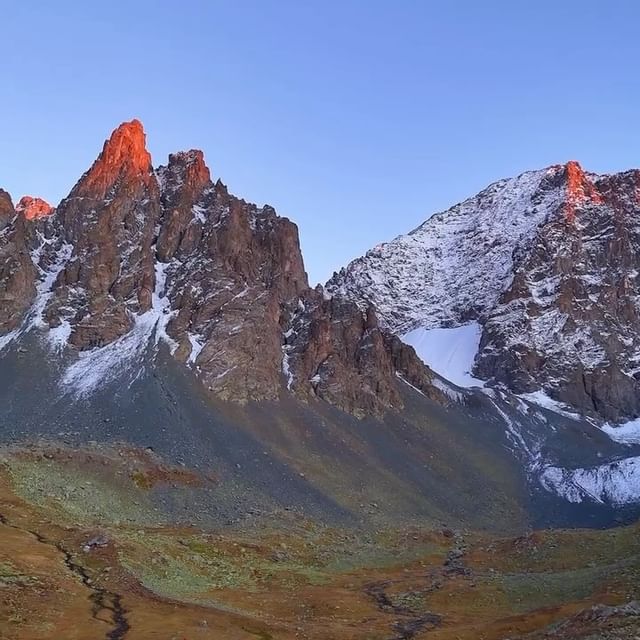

[0,190,37,335]
[328,161,640,423]
[476,164,640,421]
[0,120,441,416]
[280,289,440,417]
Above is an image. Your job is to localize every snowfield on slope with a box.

[540,457,640,505]
[402,323,484,388]
[602,418,640,445]
[61,259,178,397]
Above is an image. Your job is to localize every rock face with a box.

[0,191,37,334]
[477,164,640,421]
[15,196,54,220]
[45,119,160,348]
[328,161,640,422]
[0,121,440,417]
[154,149,309,403]
[282,289,440,416]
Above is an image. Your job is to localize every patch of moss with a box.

[115,529,337,608]
[479,525,640,574]
[131,470,154,490]
[499,565,608,613]
[6,459,161,527]
[117,531,257,603]
[0,561,40,587]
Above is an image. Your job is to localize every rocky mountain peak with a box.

[0,121,442,419]
[157,149,211,204]
[15,196,54,220]
[167,149,210,180]
[0,189,36,335]
[72,119,153,199]
[328,160,640,422]
[562,160,602,222]
[47,119,161,348]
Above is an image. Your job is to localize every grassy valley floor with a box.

[0,443,639,640]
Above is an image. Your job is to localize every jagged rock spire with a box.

[71,119,154,199]
[15,196,54,220]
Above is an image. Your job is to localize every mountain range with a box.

[1,121,640,529]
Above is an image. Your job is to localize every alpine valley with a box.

[2,121,640,640]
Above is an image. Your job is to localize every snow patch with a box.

[0,329,19,353]
[150,261,179,353]
[282,345,294,390]
[47,321,72,351]
[30,241,73,333]
[61,259,179,397]
[187,333,205,365]
[430,377,464,402]
[540,457,640,505]
[498,405,537,461]
[192,205,207,224]
[519,390,582,421]
[402,323,484,388]
[214,366,236,381]
[61,311,157,396]
[602,418,640,445]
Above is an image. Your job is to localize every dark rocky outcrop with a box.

[0,191,37,334]
[0,120,442,417]
[282,289,442,416]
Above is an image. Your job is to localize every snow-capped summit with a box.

[328,165,570,334]
[328,161,640,423]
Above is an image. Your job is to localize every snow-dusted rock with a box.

[328,161,640,422]
[328,166,565,333]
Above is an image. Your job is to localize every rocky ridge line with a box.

[0,120,444,417]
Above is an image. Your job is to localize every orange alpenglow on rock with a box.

[15,195,54,220]
[563,160,603,223]
[74,119,154,199]
[169,149,211,190]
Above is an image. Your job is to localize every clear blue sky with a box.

[1,1,639,284]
